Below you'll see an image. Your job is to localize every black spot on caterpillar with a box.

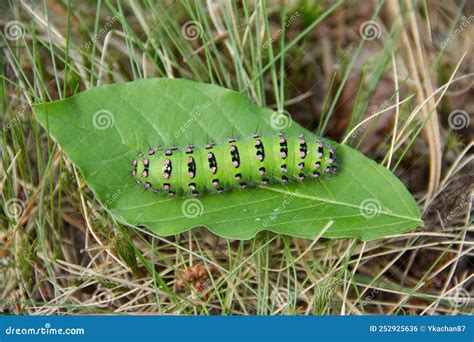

[131,133,337,196]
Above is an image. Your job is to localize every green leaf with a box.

[33,78,422,241]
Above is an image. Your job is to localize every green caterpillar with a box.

[131,133,337,196]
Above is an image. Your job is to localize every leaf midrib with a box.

[260,187,422,222]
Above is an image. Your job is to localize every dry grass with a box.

[0,0,472,315]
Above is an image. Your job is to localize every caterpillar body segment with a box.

[131,134,337,196]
